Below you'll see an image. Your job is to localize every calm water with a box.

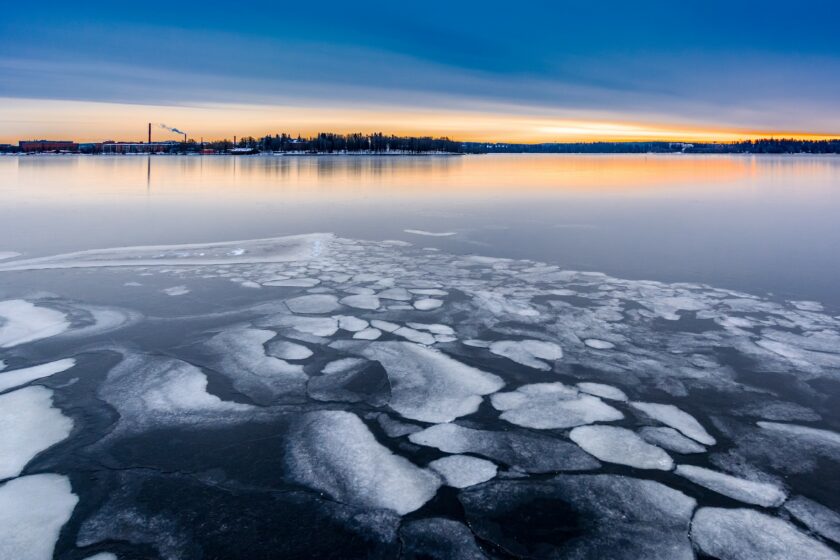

[1,153,839,307]
[1,154,840,560]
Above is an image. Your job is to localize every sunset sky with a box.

[2,1,839,143]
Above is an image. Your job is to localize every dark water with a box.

[1,154,839,560]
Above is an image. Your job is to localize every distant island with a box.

[2,133,839,155]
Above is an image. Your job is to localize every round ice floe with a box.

[491,383,623,430]
[691,507,840,560]
[488,340,562,370]
[577,382,627,401]
[340,294,380,310]
[266,340,313,361]
[335,315,369,332]
[0,358,76,393]
[284,410,441,514]
[414,298,444,311]
[0,474,79,560]
[675,465,787,507]
[285,294,341,314]
[0,299,70,349]
[377,287,412,301]
[0,386,74,479]
[569,425,674,470]
[371,319,400,333]
[359,342,504,423]
[428,455,497,488]
[353,328,381,340]
[394,326,436,345]
[268,315,339,337]
[584,338,615,349]
[630,402,716,446]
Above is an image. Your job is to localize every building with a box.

[100,141,180,154]
[19,140,79,153]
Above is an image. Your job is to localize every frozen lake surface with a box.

[0,154,839,559]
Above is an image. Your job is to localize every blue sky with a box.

[2,1,839,141]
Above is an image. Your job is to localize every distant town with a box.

[2,124,839,155]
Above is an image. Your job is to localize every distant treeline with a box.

[206,132,464,153]
[462,139,840,154]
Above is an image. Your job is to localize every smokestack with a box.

[183,132,187,143]
[148,123,151,144]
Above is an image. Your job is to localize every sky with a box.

[2,1,840,143]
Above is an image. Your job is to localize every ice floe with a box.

[460,474,696,559]
[584,338,615,349]
[162,285,190,296]
[488,340,562,370]
[491,383,623,429]
[0,299,70,348]
[0,386,73,479]
[691,507,840,560]
[0,474,78,560]
[353,327,381,340]
[340,294,380,310]
[336,315,369,332]
[414,298,444,311]
[428,455,497,488]
[284,411,440,514]
[308,358,389,406]
[675,465,786,507]
[0,358,75,393]
[630,402,716,445]
[266,340,313,360]
[404,230,456,237]
[576,381,627,401]
[784,496,840,545]
[358,342,503,423]
[639,427,706,454]
[569,425,673,470]
[409,423,600,473]
[399,518,488,560]
[285,294,341,314]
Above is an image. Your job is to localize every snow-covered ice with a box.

[584,338,615,349]
[630,402,716,445]
[399,518,488,560]
[0,299,70,348]
[428,455,497,488]
[577,381,627,401]
[284,410,440,514]
[639,427,706,454]
[414,298,444,311]
[488,340,562,370]
[0,358,75,393]
[0,474,78,560]
[403,230,456,237]
[784,496,840,545]
[0,386,73,479]
[353,327,381,340]
[340,294,380,310]
[266,340,313,360]
[691,507,840,560]
[285,294,341,314]
[491,383,623,429]
[569,425,674,470]
[162,285,190,296]
[675,465,787,507]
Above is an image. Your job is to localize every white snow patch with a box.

[569,425,674,470]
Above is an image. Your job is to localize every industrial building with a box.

[19,140,79,153]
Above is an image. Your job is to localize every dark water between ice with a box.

[0,154,839,560]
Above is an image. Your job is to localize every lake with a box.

[1,154,839,559]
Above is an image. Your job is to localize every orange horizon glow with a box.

[1,97,839,145]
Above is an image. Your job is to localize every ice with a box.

[630,402,716,445]
[336,315,369,332]
[359,342,503,423]
[376,414,422,437]
[639,427,706,454]
[577,382,627,401]
[0,474,78,560]
[394,326,436,345]
[757,421,840,447]
[0,386,73,479]
[0,299,70,348]
[340,294,380,310]
[263,278,320,287]
[82,554,118,560]
[411,288,448,296]
[284,411,441,514]
[488,340,562,370]
[205,328,306,403]
[584,338,615,349]
[371,319,400,332]
[491,383,623,429]
[266,315,338,337]
[406,322,455,335]
[308,358,389,406]
[784,496,840,545]
[0,233,330,271]
[285,294,341,314]
[414,298,444,311]
[162,285,190,296]
[460,474,696,559]
[691,507,840,560]
[408,423,600,473]
[100,352,254,434]
[353,328,381,340]
[377,287,412,301]
[399,518,488,560]
[675,465,787,507]
[428,455,497,488]
[0,251,20,260]
[266,340,313,360]
[404,230,456,237]
[569,426,674,470]
[0,358,75,393]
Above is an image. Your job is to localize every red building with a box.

[19,140,79,153]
